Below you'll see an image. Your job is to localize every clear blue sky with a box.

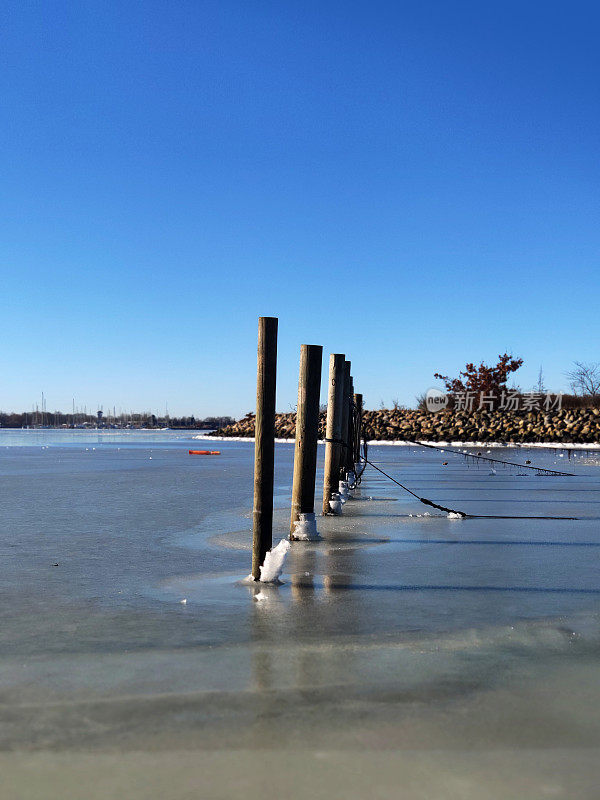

[1,1,598,417]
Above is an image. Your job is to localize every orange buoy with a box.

[189,450,221,455]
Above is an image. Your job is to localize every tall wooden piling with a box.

[290,344,323,537]
[346,376,355,472]
[339,361,351,480]
[252,317,278,580]
[322,353,346,514]
[353,392,363,464]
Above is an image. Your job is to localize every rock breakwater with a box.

[210,407,600,444]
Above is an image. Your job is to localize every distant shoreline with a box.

[0,427,215,432]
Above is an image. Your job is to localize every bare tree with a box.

[566,361,600,398]
[534,365,546,394]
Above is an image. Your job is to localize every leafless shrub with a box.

[566,361,600,399]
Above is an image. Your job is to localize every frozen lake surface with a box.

[2,430,600,798]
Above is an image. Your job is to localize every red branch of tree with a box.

[434,354,523,396]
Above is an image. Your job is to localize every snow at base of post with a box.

[258,539,291,583]
[338,481,349,503]
[291,512,320,541]
[329,492,343,515]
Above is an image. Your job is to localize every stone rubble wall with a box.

[210,407,600,444]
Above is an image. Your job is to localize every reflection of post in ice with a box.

[322,538,362,596]
[289,546,318,604]
[249,583,283,692]
[289,547,321,687]
[291,571,314,602]
[249,582,285,616]
[251,647,273,691]
[323,572,355,593]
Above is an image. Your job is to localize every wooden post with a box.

[346,376,355,472]
[353,392,363,464]
[252,317,278,580]
[339,361,351,479]
[322,353,346,514]
[290,344,323,538]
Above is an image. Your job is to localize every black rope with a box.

[334,402,577,519]
[350,401,367,487]
[405,439,575,477]
[359,456,578,520]
[360,456,469,517]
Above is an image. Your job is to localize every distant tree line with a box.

[0,411,236,429]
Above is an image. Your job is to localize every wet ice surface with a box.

[2,431,600,798]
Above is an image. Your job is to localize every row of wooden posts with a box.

[251,317,363,581]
